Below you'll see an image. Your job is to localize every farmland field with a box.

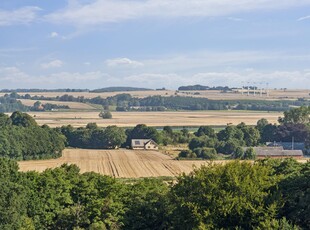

[19,99,98,110]
[18,149,210,178]
[2,89,310,100]
[25,110,282,127]
[17,149,309,178]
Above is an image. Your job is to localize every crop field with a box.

[18,149,210,178]
[2,89,310,100]
[19,99,98,110]
[25,110,282,127]
[17,149,310,178]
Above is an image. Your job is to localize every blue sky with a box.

[1,0,310,89]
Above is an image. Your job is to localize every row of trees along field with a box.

[0,158,309,229]
[0,112,65,160]
[1,106,310,161]
[8,92,310,112]
[58,106,310,160]
[0,93,70,112]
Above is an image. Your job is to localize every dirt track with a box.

[18,149,210,178]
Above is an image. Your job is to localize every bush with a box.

[233,146,244,159]
[99,111,112,119]
[193,147,217,160]
[178,150,197,158]
[243,147,256,160]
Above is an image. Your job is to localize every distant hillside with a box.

[90,87,153,93]
[178,85,231,91]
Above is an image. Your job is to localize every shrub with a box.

[99,111,112,119]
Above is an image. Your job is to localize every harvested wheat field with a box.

[2,89,310,100]
[25,110,281,127]
[19,99,98,110]
[18,149,210,178]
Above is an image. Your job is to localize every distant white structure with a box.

[131,139,159,150]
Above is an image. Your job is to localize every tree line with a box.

[0,157,308,229]
[0,112,65,160]
[9,92,310,112]
[1,106,310,161]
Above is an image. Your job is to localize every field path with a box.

[18,149,210,178]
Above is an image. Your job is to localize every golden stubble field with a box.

[18,149,308,178]
[26,110,282,127]
[2,89,310,100]
[19,99,98,110]
[18,149,210,178]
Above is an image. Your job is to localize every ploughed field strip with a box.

[18,149,208,178]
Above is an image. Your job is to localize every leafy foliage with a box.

[0,112,65,160]
[0,157,308,229]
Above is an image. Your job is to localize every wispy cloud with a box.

[49,32,59,38]
[46,0,310,26]
[0,66,106,88]
[1,66,310,89]
[123,70,310,89]
[297,15,310,21]
[227,17,244,22]
[0,6,41,26]
[106,58,144,68]
[41,59,63,69]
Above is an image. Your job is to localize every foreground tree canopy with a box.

[0,158,308,229]
[0,112,66,160]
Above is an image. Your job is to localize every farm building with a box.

[266,142,308,153]
[246,146,303,159]
[131,139,159,150]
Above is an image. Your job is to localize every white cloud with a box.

[0,66,28,82]
[297,15,310,21]
[41,60,64,69]
[0,6,41,26]
[227,17,244,22]
[0,66,106,88]
[127,51,310,74]
[123,70,310,89]
[49,32,59,38]
[106,58,144,68]
[1,66,310,89]
[46,0,310,26]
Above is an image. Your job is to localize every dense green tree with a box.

[126,124,161,146]
[193,147,217,159]
[0,158,29,230]
[123,179,171,229]
[99,111,112,119]
[256,118,269,133]
[170,161,282,229]
[243,147,256,160]
[0,115,66,160]
[260,123,278,143]
[237,122,261,146]
[195,126,216,138]
[86,122,98,130]
[278,106,310,124]
[0,113,12,127]
[233,146,244,159]
[278,162,310,229]
[217,125,244,142]
[274,123,309,142]
[103,126,126,149]
[10,111,37,127]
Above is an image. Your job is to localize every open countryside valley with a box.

[2,1,310,228]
